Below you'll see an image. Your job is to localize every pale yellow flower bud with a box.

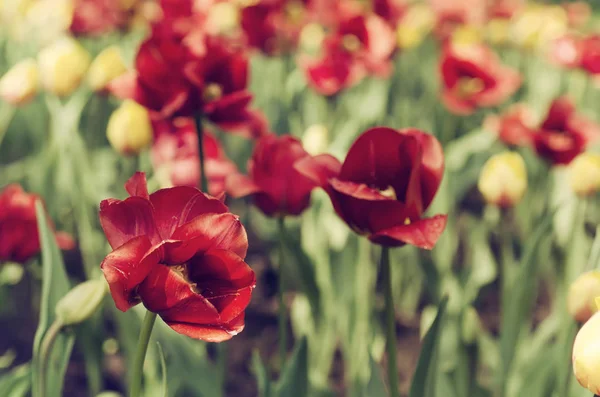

[478,152,527,207]
[107,100,153,155]
[55,279,107,326]
[573,311,600,394]
[510,5,567,51]
[302,124,328,156]
[299,23,325,53]
[451,25,482,48]
[486,18,510,45]
[207,2,240,34]
[25,0,74,45]
[87,46,127,92]
[0,59,38,105]
[569,153,600,197]
[38,36,91,97]
[568,271,600,323]
[396,4,435,49]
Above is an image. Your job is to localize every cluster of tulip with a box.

[1,0,600,397]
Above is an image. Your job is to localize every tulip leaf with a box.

[157,342,168,397]
[32,201,75,397]
[251,350,272,397]
[276,337,308,397]
[409,296,449,397]
[280,222,322,322]
[0,364,31,397]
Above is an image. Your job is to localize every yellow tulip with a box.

[573,311,600,394]
[0,59,38,105]
[207,2,240,34]
[107,100,153,155]
[396,4,435,49]
[38,36,91,96]
[87,46,127,92]
[568,271,600,323]
[569,153,600,197]
[478,152,527,207]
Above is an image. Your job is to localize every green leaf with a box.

[32,201,75,397]
[157,342,168,397]
[276,337,309,397]
[280,223,322,322]
[0,364,31,397]
[251,350,271,397]
[409,297,449,397]
[364,356,387,397]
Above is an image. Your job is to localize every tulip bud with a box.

[107,100,153,155]
[461,306,481,345]
[478,152,527,207]
[299,23,325,53]
[420,305,438,339]
[38,36,91,96]
[569,153,600,197]
[573,311,600,394]
[486,18,510,45]
[451,25,482,48]
[302,124,328,156]
[568,271,600,322]
[87,46,127,92]
[55,279,107,326]
[0,59,38,105]
[396,4,435,49]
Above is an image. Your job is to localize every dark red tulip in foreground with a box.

[99,172,255,342]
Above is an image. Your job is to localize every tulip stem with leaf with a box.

[130,311,157,397]
[38,318,64,397]
[195,115,209,192]
[381,246,399,397]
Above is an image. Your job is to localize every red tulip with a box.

[483,103,535,147]
[226,134,317,217]
[372,0,407,26]
[70,0,127,36]
[549,35,583,69]
[0,185,74,263]
[580,35,600,75]
[533,97,600,165]
[440,43,521,115]
[295,127,447,249]
[151,119,238,196]
[99,172,255,342]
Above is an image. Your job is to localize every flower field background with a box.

[1,0,600,397]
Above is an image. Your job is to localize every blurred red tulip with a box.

[0,185,74,263]
[488,0,525,19]
[301,12,395,95]
[550,35,583,69]
[226,134,317,217]
[484,103,535,147]
[99,172,255,342]
[580,35,600,75]
[533,97,600,165]
[372,0,407,26]
[440,43,521,115]
[296,127,447,249]
[70,0,128,36]
[151,119,238,196]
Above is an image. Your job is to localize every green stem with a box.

[130,311,157,397]
[194,115,209,193]
[277,217,287,369]
[39,319,64,397]
[381,246,399,397]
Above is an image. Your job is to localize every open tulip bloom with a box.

[296,127,448,249]
[99,172,255,342]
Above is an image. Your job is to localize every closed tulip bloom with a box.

[0,184,74,263]
[478,152,527,207]
[99,172,255,341]
[532,97,600,165]
[227,134,318,217]
[573,311,600,394]
[483,103,535,147]
[0,58,38,105]
[296,127,447,249]
[569,153,600,197]
[107,100,153,155]
[38,36,91,96]
[55,278,107,325]
[568,271,600,323]
[87,46,127,91]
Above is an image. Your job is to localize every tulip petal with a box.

[138,264,221,324]
[370,214,448,249]
[294,154,342,187]
[99,197,160,249]
[164,213,249,262]
[124,172,150,199]
[226,173,261,198]
[149,187,228,239]
[166,319,242,342]
[100,235,158,312]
